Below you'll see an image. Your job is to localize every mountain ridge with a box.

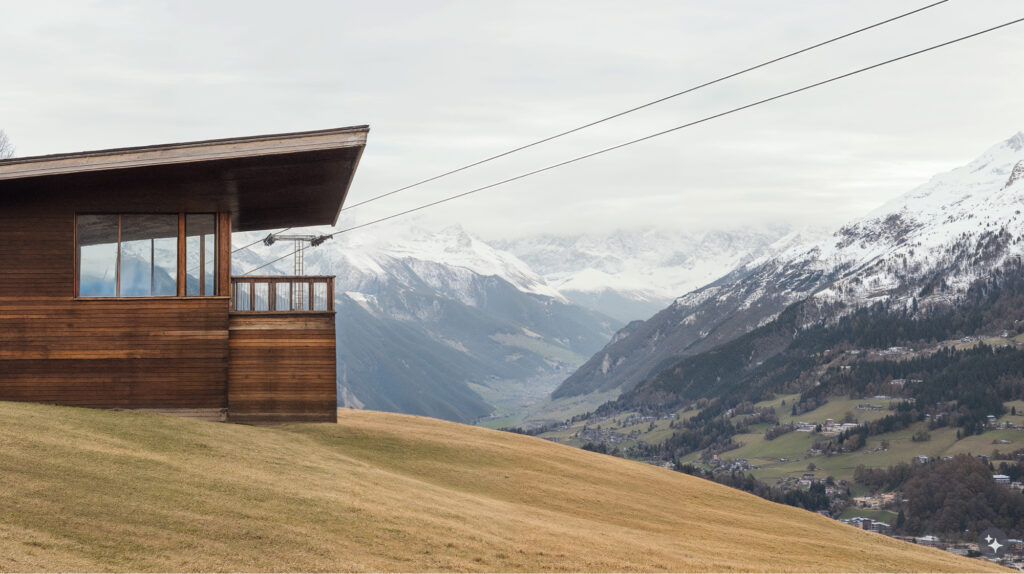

[493,227,793,322]
[555,131,1024,401]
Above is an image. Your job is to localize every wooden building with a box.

[0,126,368,423]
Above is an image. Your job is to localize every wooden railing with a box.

[230,276,334,312]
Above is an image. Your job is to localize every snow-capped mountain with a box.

[493,227,793,322]
[555,132,1024,400]
[233,224,619,423]
[315,224,565,305]
[726,131,1024,313]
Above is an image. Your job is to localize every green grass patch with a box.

[786,397,897,426]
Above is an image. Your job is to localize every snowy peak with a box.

[235,223,566,304]
[752,131,1024,297]
[383,225,566,301]
[745,131,1024,310]
[496,227,790,302]
[864,132,1024,220]
[1006,131,1024,152]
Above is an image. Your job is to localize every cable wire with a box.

[232,227,292,254]
[240,15,1024,276]
[233,1,949,256]
[337,0,951,213]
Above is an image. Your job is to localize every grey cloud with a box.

[1,0,1022,240]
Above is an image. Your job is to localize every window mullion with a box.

[199,232,206,296]
[177,213,186,297]
[115,215,122,298]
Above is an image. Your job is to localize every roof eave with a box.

[0,125,370,182]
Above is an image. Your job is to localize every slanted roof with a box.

[0,126,368,232]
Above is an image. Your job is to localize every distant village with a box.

[705,451,1024,570]
[839,474,1024,570]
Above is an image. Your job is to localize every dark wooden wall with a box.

[0,197,230,409]
[0,196,74,299]
[0,299,229,408]
[227,313,337,423]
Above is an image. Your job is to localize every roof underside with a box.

[0,126,369,232]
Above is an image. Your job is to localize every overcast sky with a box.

[2,0,1023,239]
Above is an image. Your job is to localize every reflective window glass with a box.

[120,214,178,297]
[77,215,119,297]
[186,214,216,296]
[77,213,218,298]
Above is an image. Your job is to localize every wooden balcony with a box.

[227,275,338,422]
[230,276,334,313]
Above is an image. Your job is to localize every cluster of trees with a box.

[911,429,932,442]
[677,465,836,513]
[580,441,620,456]
[855,455,1024,540]
[630,404,783,460]
[803,343,1024,435]
[997,459,1024,482]
[764,422,795,440]
[633,413,738,458]
[854,462,914,492]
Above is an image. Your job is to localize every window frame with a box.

[74,212,223,299]
[184,213,218,298]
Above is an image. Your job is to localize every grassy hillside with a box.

[0,402,1003,572]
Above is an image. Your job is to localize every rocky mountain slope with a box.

[494,227,790,322]
[234,225,619,423]
[555,132,1024,401]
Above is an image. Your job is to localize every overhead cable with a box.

[233,1,949,256]
[240,14,1023,276]
[337,0,951,213]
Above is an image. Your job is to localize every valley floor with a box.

[0,402,1002,572]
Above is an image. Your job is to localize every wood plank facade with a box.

[227,313,336,423]
[0,127,368,423]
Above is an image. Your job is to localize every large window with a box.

[76,213,219,298]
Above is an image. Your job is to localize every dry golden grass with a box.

[0,402,1006,572]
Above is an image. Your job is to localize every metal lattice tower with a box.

[262,233,332,309]
[293,239,305,275]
